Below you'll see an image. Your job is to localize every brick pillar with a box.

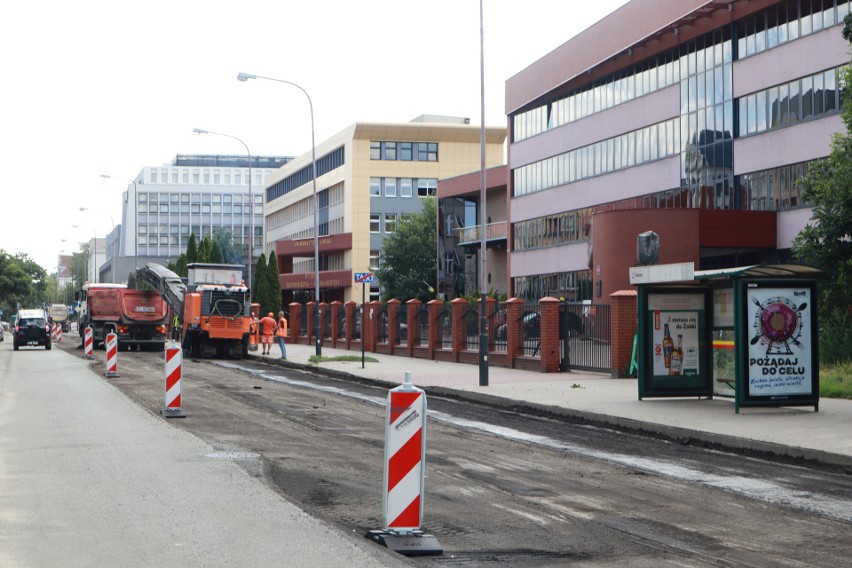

[406,299,420,357]
[485,296,496,346]
[387,299,400,355]
[306,301,317,347]
[330,301,342,347]
[366,301,382,353]
[506,298,525,368]
[345,301,357,350]
[539,297,560,373]
[610,290,638,378]
[451,298,466,360]
[288,303,302,344]
[427,300,442,359]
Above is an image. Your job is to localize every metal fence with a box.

[462,303,479,351]
[395,303,408,346]
[335,304,345,339]
[322,304,332,339]
[299,305,308,337]
[560,303,611,372]
[376,304,388,344]
[415,304,429,346]
[437,304,453,350]
[490,303,508,353]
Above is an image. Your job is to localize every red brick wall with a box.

[610,290,638,378]
[593,209,700,302]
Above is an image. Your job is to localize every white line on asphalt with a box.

[216,362,852,523]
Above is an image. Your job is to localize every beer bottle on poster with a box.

[662,323,674,368]
[669,334,684,376]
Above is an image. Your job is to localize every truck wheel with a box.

[45,341,52,350]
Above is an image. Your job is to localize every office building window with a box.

[370,213,381,233]
[384,178,397,197]
[369,250,381,271]
[383,141,397,160]
[417,142,438,161]
[400,178,413,197]
[370,178,381,197]
[370,141,439,162]
[738,68,840,137]
[417,178,437,197]
[384,213,397,233]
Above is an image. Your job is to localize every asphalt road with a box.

[52,337,852,568]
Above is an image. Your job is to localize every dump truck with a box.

[136,262,252,358]
[47,304,71,332]
[76,283,170,350]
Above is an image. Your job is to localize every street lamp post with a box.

[80,208,115,283]
[478,0,489,386]
[192,128,254,300]
[101,174,138,273]
[237,71,322,356]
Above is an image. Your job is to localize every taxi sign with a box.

[354,272,375,283]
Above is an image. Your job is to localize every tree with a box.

[174,253,188,278]
[197,237,213,263]
[253,252,269,312]
[375,198,437,302]
[265,252,282,316]
[0,250,34,314]
[792,14,852,362]
[209,240,225,264]
[186,233,199,264]
[213,228,246,267]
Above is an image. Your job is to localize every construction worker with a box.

[172,313,181,341]
[275,311,288,360]
[259,312,276,355]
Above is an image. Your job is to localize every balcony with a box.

[456,221,507,246]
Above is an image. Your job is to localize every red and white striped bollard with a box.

[161,343,186,418]
[83,326,94,360]
[366,371,441,555]
[55,325,62,343]
[104,332,120,378]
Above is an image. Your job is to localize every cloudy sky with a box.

[0,0,629,272]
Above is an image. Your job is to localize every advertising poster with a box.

[746,286,812,396]
[648,294,704,378]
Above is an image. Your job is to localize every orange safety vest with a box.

[275,317,288,338]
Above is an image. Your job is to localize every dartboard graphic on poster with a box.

[746,287,812,397]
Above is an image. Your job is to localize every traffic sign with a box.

[354,272,375,283]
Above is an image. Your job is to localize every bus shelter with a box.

[636,264,822,413]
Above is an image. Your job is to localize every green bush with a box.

[820,362,852,399]
[819,308,852,365]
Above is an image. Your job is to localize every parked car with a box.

[13,309,52,350]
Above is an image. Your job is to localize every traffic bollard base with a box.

[105,371,120,378]
[365,530,442,557]
[160,408,187,419]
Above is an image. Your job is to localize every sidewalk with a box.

[259,342,852,469]
[0,345,407,568]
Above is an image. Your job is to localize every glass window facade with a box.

[513,118,681,196]
[370,141,439,162]
[739,67,841,136]
[512,271,593,302]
